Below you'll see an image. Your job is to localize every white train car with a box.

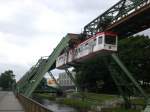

[56,32,118,69]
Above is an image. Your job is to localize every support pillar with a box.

[106,53,148,108]
[64,68,78,91]
[111,53,147,99]
[48,71,61,88]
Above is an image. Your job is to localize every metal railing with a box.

[17,94,52,112]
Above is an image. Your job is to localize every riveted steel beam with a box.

[64,68,76,86]
[48,71,61,88]
[84,0,150,38]
[111,53,147,99]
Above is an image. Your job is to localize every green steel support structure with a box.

[83,0,150,38]
[18,35,71,97]
[17,58,47,93]
[48,71,61,88]
[106,53,148,107]
[111,53,147,98]
[109,69,131,107]
[64,68,77,88]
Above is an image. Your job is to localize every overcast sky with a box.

[0,0,149,81]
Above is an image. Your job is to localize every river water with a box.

[32,96,78,112]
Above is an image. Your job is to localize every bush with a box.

[111,108,141,112]
[58,98,91,111]
[36,93,56,101]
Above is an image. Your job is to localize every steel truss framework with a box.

[17,35,71,97]
[17,57,47,93]
[107,53,147,107]
[64,68,78,88]
[84,0,150,37]
[48,71,61,89]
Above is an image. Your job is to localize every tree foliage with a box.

[74,57,116,93]
[118,35,150,85]
[0,70,16,90]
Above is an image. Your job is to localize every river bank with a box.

[32,92,143,112]
[32,93,78,112]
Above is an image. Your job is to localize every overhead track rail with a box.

[84,0,150,38]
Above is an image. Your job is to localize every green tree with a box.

[74,57,116,93]
[0,70,16,90]
[118,35,150,86]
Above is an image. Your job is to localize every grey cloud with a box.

[69,0,120,13]
[0,22,36,37]
[0,12,38,37]
[38,0,120,33]
[0,8,46,46]
[41,0,119,13]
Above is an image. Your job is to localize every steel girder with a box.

[105,53,148,107]
[64,68,76,86]
[17,58,47,92]
[84,0,150,37]
[111,53,147,98]
[48,71,61,88]
[18,35,71,97]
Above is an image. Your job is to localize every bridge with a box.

[1,0,150,112]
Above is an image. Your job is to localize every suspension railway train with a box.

[56,32,118,69]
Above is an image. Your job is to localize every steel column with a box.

[48,71,61,88]
[104,57,131,107]
[22,35,71,97]
[64,68,77,88]
[111,53,147,99]
[109,69,131,107]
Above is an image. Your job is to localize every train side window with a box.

[98,36,103,44]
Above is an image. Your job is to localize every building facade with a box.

[58,72,76,91]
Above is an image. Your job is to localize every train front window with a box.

[105,35,116,45]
